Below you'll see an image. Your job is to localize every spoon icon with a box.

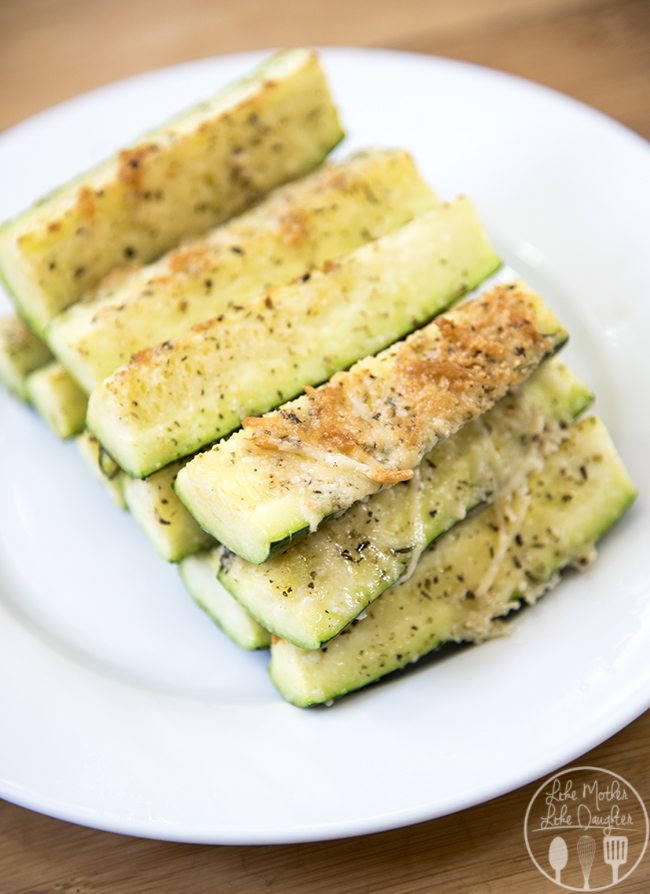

[549,835,568,885]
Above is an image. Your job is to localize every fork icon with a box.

[603,834,628,885]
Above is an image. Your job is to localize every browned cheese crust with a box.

[242,284,551,485]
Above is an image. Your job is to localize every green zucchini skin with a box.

[176,281,566,564]
[218,360,593,648]
[89,198,500,478]
[26,361,88,439]
[0,49,343,336]
[48,149,439,393]
[76,431,126,509]
[179,553,271,650]
[0,314,52,400]
[97,446,122,481]
[123,463,214,563]
[269,416,637,706]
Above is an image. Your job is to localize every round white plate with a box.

[0,49,648,845]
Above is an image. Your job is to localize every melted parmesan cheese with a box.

[243,284,557,486]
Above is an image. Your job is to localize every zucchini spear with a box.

[26,362,87,439]
[0,314,52,400]
[48,149,438,392]
[75,439,261,642]
[270,416,636,706]
[218,359,592,647]
[180,553,271,651]
[75,437,262,643]
[176,281,567,563]
[0,316,87,439]
[0,48,344,335]
[123,462,214,562]
[89,198,500,477]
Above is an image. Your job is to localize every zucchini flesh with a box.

[0,49,343,335]
[48,149,438,392]
[218,360,592,647]
[179,553,271,650]
[0,314,52,400]
[123,463,213,562]
[89,198,500,477]
[26,361,87,439]
[270,416,637,706]
[76,431,126,509]
[177,281,567,563]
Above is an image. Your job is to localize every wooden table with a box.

[1,0,648,890]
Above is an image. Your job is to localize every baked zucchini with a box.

[218,359,592,647]
[76,431,126,509]
[0,314,52,400]
[179,553,271,650]
[78,433,208,565]
[89,198,500,477]
[48,149,438,392]
[123,463,213,562]
[270,416,637,706]
[177,281,567,563]
[26,361,87,438]
[0,48,343,335]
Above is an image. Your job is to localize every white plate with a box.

[0,48,648,845]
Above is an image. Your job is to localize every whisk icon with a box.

[577,835,596,890]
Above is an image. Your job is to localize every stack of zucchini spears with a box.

[0,49,636,706]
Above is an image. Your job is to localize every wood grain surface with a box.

[0,713,648,893]
[1,0,648,890]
